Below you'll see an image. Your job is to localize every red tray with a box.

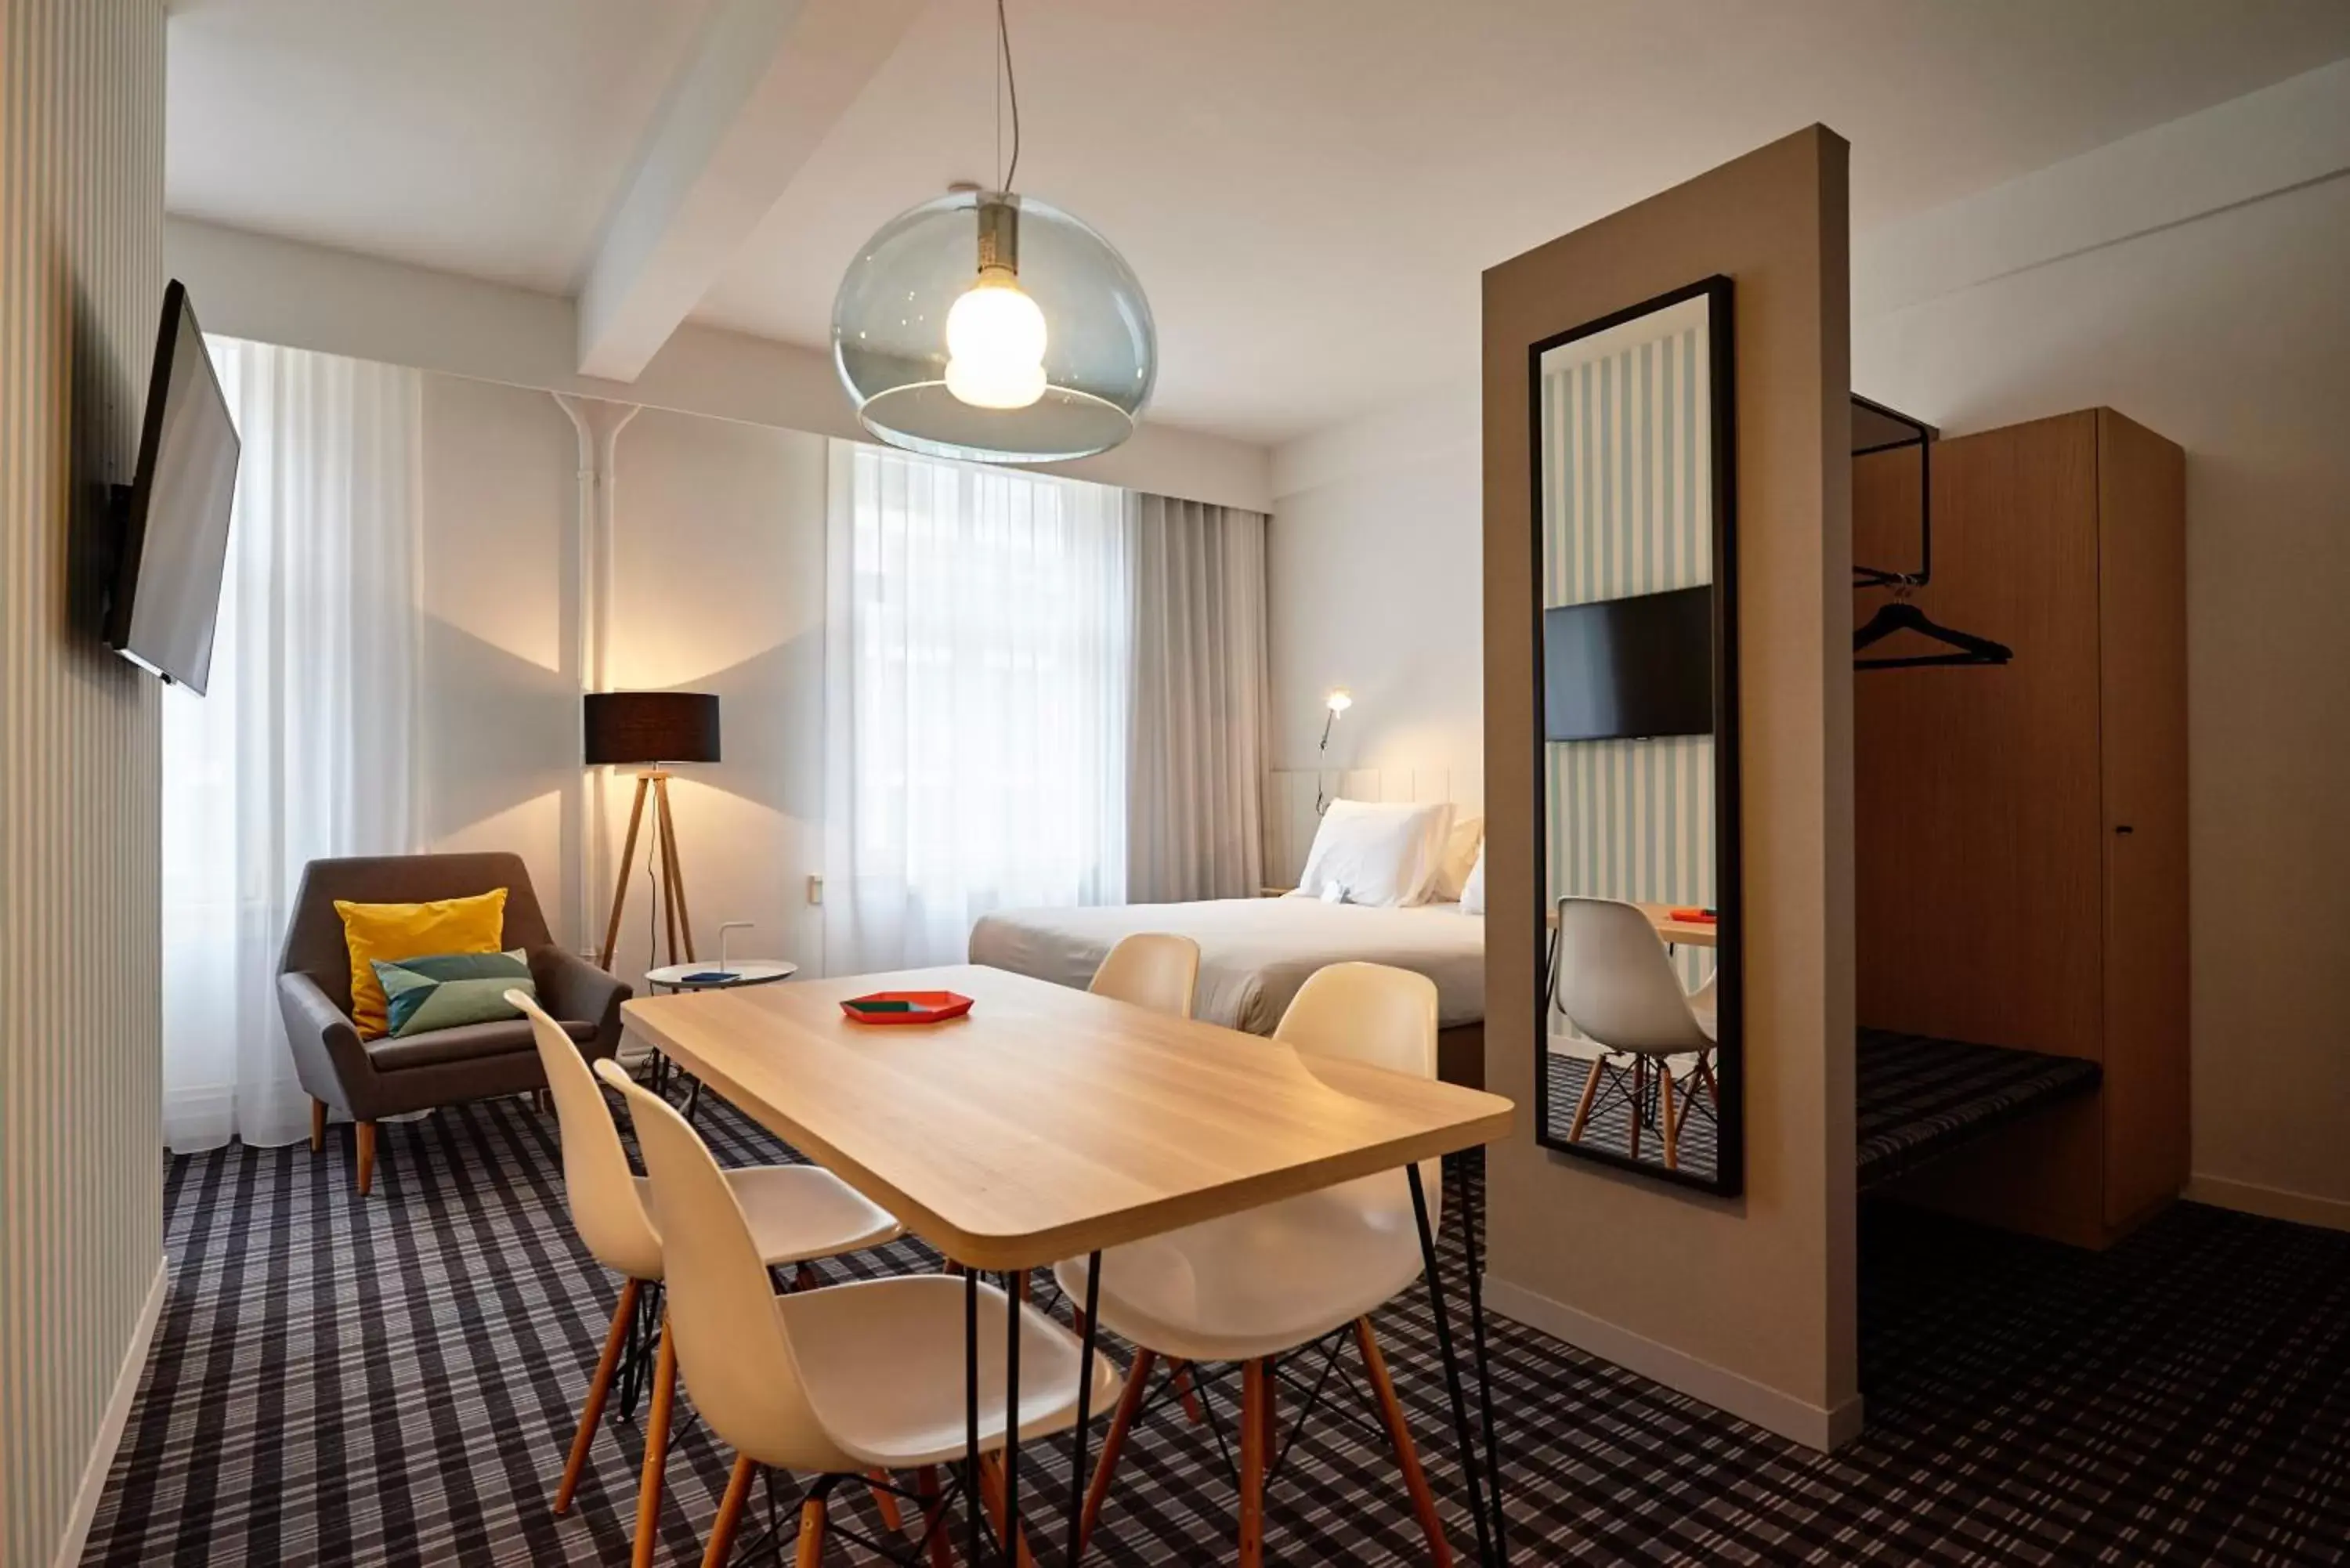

[840,990,974,1025]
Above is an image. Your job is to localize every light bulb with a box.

[1326,688,1354,714]
[944,270,1047,409]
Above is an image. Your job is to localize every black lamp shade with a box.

[584,692,721,766]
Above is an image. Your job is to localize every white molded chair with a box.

[598,1059,1120,1568]
[1088,932,1200,1018]
[512,992,902,1567]
[1549,897,1719,1168]
[1055,962,1455,1566]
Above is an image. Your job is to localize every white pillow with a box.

[1459,844,1487,915]
[1431,815,1484,902]
[1296,799,1455,907]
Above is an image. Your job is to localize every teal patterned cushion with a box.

[371,949,536,1038]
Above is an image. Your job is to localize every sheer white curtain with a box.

[823,442,1131,971]
[161,338,422,1151]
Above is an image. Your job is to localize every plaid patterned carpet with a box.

[82,1094,2350,1566]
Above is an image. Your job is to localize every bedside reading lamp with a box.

[1315,688,1352,815]
[587,691,720,971]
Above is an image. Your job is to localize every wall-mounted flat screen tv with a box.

[1543,583,1713,742]
[102,279,239,694]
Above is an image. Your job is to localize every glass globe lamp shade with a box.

[833,189,1156,464]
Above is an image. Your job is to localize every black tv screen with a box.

[103,280,239,693]
[1544,585,1713,742]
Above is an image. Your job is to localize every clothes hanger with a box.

[1854,598,2013,670]
[1849,394,2014,670]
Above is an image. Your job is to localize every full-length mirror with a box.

[1531,278,1742,1194]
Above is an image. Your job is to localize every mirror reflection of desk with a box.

[1546,901,1716,949]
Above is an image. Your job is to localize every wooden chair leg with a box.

[1354,1318,1453,1567]
[866,1470,902,1532]
[794,1490,827,1568]
[355,1122,378,1196]
[702,1454,756,1568]
[1261,1353,1278,1455]
[974,1454,1039,1568]
[1660,1062,1679,1170]
[1079,1346,1156,1553]
[555,1279,641,1513]
[633,1317,678,1568]
[1238,1358,1269,1568]
[1566,1057,1604,1142]
[1169,1360,1206,1423]
[310,1097,326,1153]
[913,1467,956,1568]
[1699,1050,1720,1107]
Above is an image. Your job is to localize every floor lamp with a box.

[588,691,721,971]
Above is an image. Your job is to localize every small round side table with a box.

[638,960,800,1116]
[644,959,799,994]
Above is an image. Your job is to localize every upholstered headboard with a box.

[1262,765,1485,890]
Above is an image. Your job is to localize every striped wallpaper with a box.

[0,4,168,1566]
[1540,300,1717,998]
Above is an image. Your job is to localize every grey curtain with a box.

[1126,493,1269,901]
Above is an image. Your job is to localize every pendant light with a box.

[832,1,1155,464]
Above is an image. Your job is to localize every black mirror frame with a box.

[1527,275,1744,1198]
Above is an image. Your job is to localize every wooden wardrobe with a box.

[1854,407,2188,1249]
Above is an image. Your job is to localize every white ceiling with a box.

[167,0,2350,447]
[166,0,714,291]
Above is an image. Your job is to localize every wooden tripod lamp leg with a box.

[652,773,696,964]
[598,774,653,972]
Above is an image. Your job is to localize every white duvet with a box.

[967,896,1486,1035]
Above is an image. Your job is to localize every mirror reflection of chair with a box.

[511,992,904,1568]
[1549,897,1718,1170]
[1088,932,1201,1017]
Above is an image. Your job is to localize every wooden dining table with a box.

[622,962,1518,1566]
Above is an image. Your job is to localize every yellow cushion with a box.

[334,889,510,1039]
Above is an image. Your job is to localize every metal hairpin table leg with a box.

[1408,1162,1499,1566]
[1068,1252,1103,1565]
[1456,1155,1506,1561]
[1002,1266,1023,1567]
[965,1265,984,1566]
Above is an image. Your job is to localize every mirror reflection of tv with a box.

[102,279,239,694]
[1543,584,1713,742]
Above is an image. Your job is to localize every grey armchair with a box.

[277,851,630,1194]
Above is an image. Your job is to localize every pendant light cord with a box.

[996,0,1021,193]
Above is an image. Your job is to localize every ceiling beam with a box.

[575,0,924,381]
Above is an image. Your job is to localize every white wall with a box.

[418,375,584,942]
[1852,114,2350,1230]
[596,410,829,985]
[412,376,831,989]
[1267,61,2350,1227]
[1267,378,1482,773]
[168,216,1274,515]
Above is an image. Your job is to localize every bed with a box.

[968,894,1488,1086]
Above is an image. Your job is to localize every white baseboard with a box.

[1484,1274,1864,1452]
[49,1255,168,1568]
[2187,1173,2350,1233]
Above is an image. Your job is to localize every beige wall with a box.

[1481,128,1858,1447]
[0,3,170,1565]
